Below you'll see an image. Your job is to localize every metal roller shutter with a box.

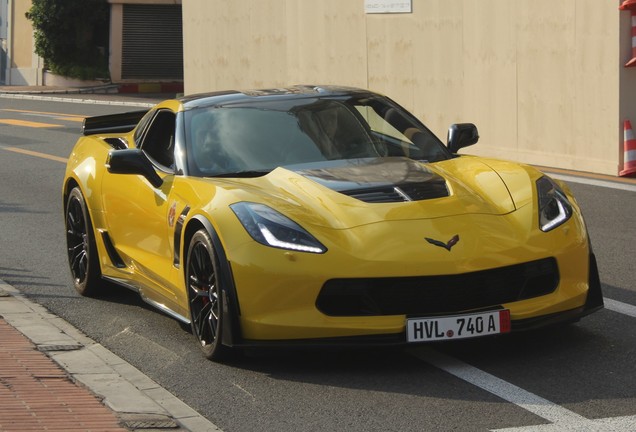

[122,4,183,80]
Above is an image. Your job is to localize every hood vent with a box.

[290,157,450,204]
[342,182,449,203]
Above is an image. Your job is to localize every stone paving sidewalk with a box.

[0,282,220,432]
[0,319,128,432]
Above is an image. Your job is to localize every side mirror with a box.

[106,149,163,188]
[447,123,479,154]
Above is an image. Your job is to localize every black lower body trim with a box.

[584,252,604,312]
[238,333,408,349]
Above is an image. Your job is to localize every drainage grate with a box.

[38,344,83,352]
[121,419,180,429]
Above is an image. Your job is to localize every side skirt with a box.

[101,275,191,325]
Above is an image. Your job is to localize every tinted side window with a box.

[133,109,156,145]
[140,110,176,170]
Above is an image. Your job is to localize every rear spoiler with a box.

[82,110,148,136]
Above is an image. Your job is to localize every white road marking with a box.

[410,347,636,432]
[604,298,636,318]
[410,347,587,424]
[549,173,636,193]
[233,383,256,400]
[490,415,636,431]
[410,297,636,431]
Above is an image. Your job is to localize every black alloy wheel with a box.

[65,187,101,296]
[186,229,232,360]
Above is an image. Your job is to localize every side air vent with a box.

[100,231,126,268]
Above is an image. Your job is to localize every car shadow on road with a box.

[88,279,156,311]
[228,304,634,407]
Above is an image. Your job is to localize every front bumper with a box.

[225,252,603,348]
[511,252,603,331]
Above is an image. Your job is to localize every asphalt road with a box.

[1,94,635,432]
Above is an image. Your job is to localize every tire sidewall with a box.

[66,187,100,296]
[186,229,225,359]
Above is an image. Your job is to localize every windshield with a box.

[184,95,449,177]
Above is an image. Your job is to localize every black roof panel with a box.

[179,85,374,109]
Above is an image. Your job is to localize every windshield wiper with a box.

[211,170,271,178]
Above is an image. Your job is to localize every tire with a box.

[186,229,234,361]
[65,187,102,296]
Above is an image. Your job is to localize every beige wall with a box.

[184,0,368,90]
[6,0,42,85]
[183,0,636,175]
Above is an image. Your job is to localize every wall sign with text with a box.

[364,0,412,14]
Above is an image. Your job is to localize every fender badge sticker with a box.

[168,202,177,228]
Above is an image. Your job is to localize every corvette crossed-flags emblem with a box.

[425,235,460,251]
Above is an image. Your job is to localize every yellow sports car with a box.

[63,86,603,360]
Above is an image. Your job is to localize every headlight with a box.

[536,176,573,232]
[230,202,327,254]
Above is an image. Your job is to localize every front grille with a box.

[316,258,559,316]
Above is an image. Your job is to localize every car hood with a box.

[217,156,537,230]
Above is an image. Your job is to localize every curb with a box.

[118,82,184,94]
[0,82,183,108]
[0,92,159,108]
[0,84,120,95]
[0,82,183,96]
[0,280,221,432]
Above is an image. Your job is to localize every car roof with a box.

[179,85,378,110]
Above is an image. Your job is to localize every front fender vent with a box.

[100,231,126,268]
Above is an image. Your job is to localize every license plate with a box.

[406,310,511,342]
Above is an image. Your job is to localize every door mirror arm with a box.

[106,149,163,188]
